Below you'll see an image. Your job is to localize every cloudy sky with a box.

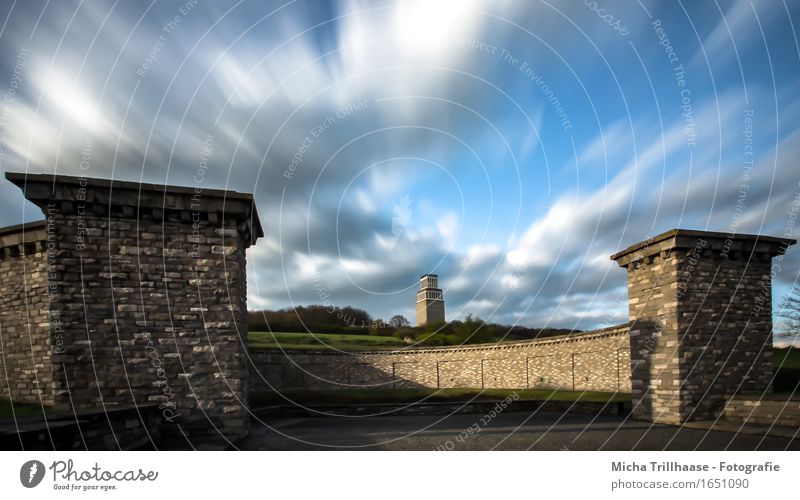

[0,0,799,331]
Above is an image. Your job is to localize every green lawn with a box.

[0,398,50,418]
[249,331,406,350]
[248,331,560,351]
[249,388,630,408]
[774,347,800,393]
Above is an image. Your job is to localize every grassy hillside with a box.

[248,306,579,346]
[774,347,800,394]
[247,330,573,351]
[249,331,406,350]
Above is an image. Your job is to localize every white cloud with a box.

[436,211,460,243]
[2,1,798,332]
[354,188,376,213]
[212,54,273,107]
[394,0,482,56]
[578,119,631,168]
[462,243,502,267]
[689,0,780,70]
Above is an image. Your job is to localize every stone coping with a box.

[726,393,800,402]
[0,220,48,252]
[6,172,256,201]
[611,228,796,267]
[249,323,631,357]
[5,172,263,239]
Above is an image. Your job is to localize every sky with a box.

[0,0,799,333]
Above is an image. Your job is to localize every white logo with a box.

[20,460,45,488]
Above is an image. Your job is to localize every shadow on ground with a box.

[240,410,800,451]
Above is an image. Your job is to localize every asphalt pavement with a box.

[239,410,800,451]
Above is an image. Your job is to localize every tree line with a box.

[247,305,578,345]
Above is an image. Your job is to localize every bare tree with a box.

[390,315,410,328]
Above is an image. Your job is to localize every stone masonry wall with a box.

[0,404,166,451]
[6,173,261,441]
[623,249,683,424]
[0,222,52,405]
[612,229,794,424]
[45,210,251,436]
[722,395,800,428]
[249,324,631,393]
[675,245,775,420]
[2,192,794,434]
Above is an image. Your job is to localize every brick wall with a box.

[0,222,52,405]
[249,324,631,393]
[5,173,262,441]
[1,181,795,435]
[722,395,800,428]
[0,404,167,450]
[612,229,794,424]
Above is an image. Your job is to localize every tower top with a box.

[611,228,794,267]
[416,273,445,326]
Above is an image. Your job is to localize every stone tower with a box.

[416,274,445,326]
[611,229,794,424]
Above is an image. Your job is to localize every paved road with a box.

[240,410,800,450]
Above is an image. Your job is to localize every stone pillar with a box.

[0,221,52,405]
[6,173,262,441]
[611,229,794,424]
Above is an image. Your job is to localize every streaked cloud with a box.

[0,0,798,329]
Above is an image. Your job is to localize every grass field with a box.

[774,347,800,393]
[249,388,630,408]
[0,399,49,419]
[248,331,558,350]
[249,331,406,350]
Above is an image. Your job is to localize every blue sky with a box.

[0,0,799,332]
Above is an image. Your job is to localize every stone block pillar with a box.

[0,221,52,405]
[6,173,262,441]
[611,229,794,424]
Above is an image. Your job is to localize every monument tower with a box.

[416,274,445,326]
